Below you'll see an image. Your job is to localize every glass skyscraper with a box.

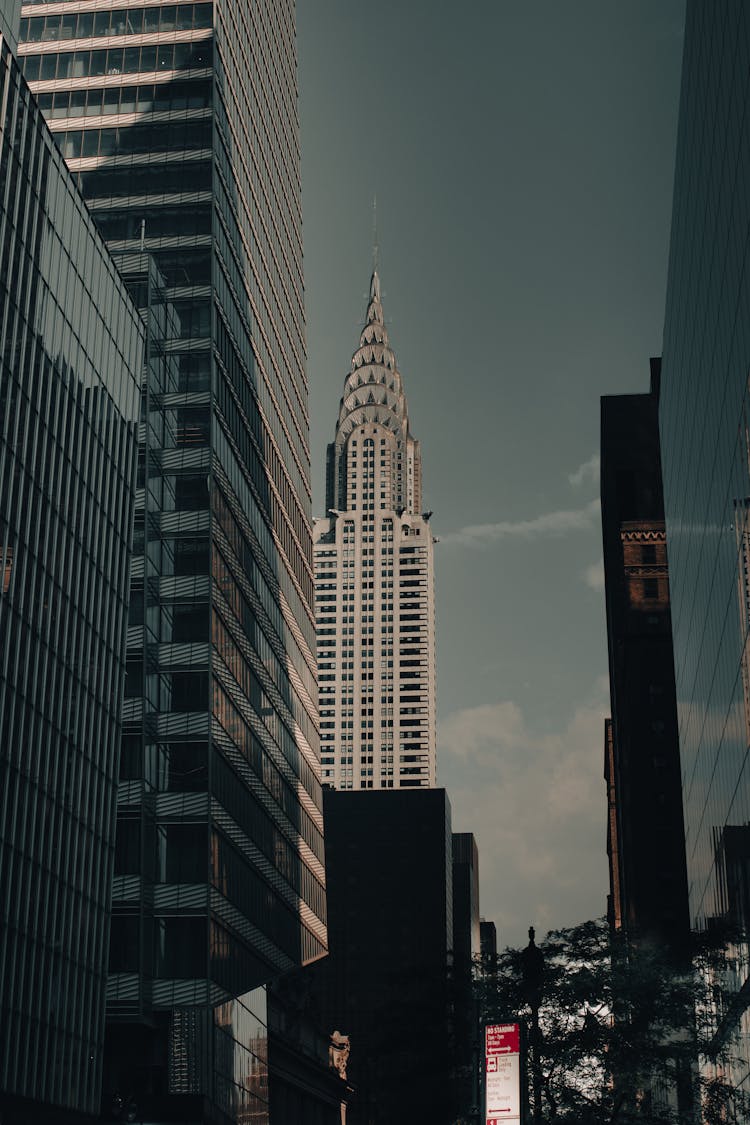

[18,2,325,1119]
[659,0,750,1101]
[0,0,19,44]
[0,17,143,1118]
[314,270,437,790]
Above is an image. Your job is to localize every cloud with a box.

[569,453,600,489]
[439,683,610,948]
[583,558,605,591]
[440,498,600,548]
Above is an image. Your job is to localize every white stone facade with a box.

[315,272,436,789]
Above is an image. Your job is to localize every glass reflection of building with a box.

[17,2,326,1119]
[0,17,143,1120]
[658,0,750,1101]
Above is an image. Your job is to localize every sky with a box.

[297,0,687,949]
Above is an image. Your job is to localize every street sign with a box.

[484,1022,521,1125]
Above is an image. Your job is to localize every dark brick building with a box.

[601,363,690,954]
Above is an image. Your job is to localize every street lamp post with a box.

[521,926,544,1125]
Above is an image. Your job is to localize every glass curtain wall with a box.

[660,0,750,1105]
[0,32,143,1117]
[18,2,325,1118]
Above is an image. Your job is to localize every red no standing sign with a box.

[485,1023,521,1125]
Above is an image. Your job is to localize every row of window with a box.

[22,4,212,42]
[53,118,210,162]
[23,41,212,83]
[83,160,213,201]
[38,78,211,120]
[93,204,212,243]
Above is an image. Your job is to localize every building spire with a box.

[372,194,379,274]
[369,268,381,306]
[326,262,425,513]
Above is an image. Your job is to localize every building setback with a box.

[658,0,750,1094]
[600,369,690,954]
[314,270,437,790]
[0,16,144,1119]
[18,2,326,1119]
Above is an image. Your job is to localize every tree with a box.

[475,918,750,1124]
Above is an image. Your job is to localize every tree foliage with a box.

[475,918,750,1124]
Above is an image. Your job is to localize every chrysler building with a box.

[314,271,436,789]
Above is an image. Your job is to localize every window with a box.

[157,823,207,882]
[174,538,210,575]
[128,584,144,626]
[171,671,208,710]
[171,602,209,642]
[175,474,209,511]
[154,743,207,792]
[154,917,206,977]
[124,658,143,697]
[110,916,139,973]
[114,818,140,875]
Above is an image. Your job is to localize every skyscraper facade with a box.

[314,270,437,789]
[18,2,326,1118]
[0,16,144,1118]
[658,0,750,1098]
[0,0,19,44]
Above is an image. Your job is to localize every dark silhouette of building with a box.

[453,833,480,965]
[307,788,456,1125]
[480,919,498,963]
[0,14,144,1121]
[452,833,480,1121]
[600,364,690,954]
